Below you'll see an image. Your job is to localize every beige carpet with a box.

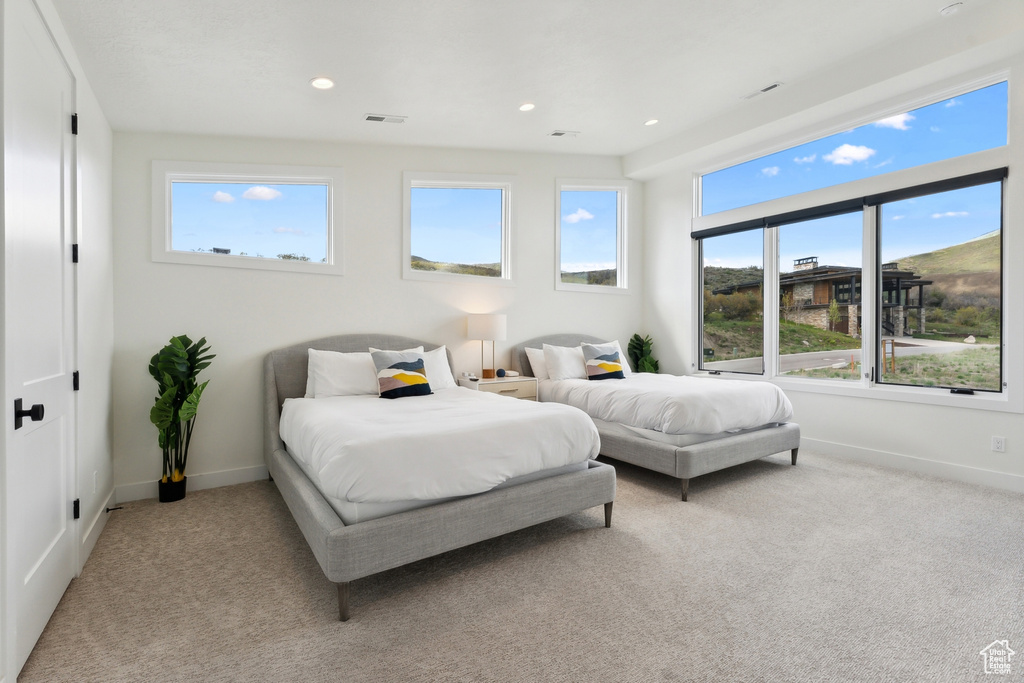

[19,451,1024,682]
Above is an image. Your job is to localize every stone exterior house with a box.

[714,257,930,338]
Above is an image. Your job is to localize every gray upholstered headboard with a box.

[511,334,619,377]
[264,334,457,466]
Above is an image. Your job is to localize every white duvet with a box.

[279,389,600,504]
[539,374,793,435]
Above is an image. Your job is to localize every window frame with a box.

[151,160,343,275]
[402,171,515,285]
[691,147,1016,412]
[554,180,629,293]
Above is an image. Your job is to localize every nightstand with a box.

[458,376,538,401]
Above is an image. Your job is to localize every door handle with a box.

[14,398,44,429]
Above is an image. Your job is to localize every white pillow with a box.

[543,343,587,381]
[369,345,455,390]
[306,349,379,398]
[368,345,425,354]
[525,347,549,380]
[422,346,457,390]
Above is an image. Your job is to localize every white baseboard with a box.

[79,489,114,572]
[802,437,1024,495]
[115,464,269,504]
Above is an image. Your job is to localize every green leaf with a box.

[179,381,208,423]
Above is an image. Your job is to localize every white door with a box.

[4,0,78,675]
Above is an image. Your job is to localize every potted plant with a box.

[149,335,215,502]
[627,333,660,373]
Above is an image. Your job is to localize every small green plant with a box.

[149,335,215,483]
[627,334,660,373]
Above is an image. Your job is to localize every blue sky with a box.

[172,182,328,261]
[560,190,618,272]
[410,187,503,264]
[702,81,1007,270]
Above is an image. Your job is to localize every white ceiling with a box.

[51,0,1006,157]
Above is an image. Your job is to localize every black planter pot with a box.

[158,476,187,503]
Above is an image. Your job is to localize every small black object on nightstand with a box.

[496,368,506,377]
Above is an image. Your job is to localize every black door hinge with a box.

[73,499,80,520]
[73,371,80,391]
[72,244,79,263]
[71,113,78,135]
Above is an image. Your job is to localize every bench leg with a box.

[680,478,689,502]
[604,501,613,528]
[337,582,350,621]
[791,448,799,466]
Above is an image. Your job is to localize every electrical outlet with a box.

[992,436,1006,453]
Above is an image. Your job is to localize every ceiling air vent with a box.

[742,82,783,100]
[548,130,581,137]
[364,114,407,124]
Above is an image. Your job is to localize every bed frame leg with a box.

[680,478,689,502]
[337,582,350,622]
[791,448,799,466]
[604,502,613,528]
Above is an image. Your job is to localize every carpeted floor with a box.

[19,451,1024,682]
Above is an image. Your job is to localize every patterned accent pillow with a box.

[370,350,432,399]
[581,342,625,380]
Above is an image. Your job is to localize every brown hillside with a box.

[925,272,1000,298]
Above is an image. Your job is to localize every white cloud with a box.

[873,157,894,169]
[891,215,905,221]
[874,112,915,130]
[945,98,961,108]
[761,166,780,177]
[931,211,968,218]
[823,144,876,165]
[243,186,283,201]
[563,208,594,224]
[212,191,234,203]
[794,154,816,164]
[930,126,941,133]
[273,226,306,235]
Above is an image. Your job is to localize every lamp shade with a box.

[466,313,507,341]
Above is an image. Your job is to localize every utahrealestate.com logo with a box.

[980,640,1015,676]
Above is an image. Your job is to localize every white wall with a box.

[112,133,643,499]
[639,22,1024,491]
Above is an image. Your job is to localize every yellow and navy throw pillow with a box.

[582,342,625,380]
[370,350,432,399]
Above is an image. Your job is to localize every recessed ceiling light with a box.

[519,103,535,111]
[644,119,659,126]
[310,77,334,90]
[939,2,963,16]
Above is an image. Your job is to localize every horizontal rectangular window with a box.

[403,172,513,283]
[556,181,628,291]
[152,161,343,275]
[701,81,1007,216]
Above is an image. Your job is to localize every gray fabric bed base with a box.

[265,334,616,621]
[511,334,801,501]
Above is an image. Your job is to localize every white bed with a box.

[512,334,801,501]
[279,390,599,523]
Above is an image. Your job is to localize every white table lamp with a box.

[467,313,507,379]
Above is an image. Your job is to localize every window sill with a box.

[698,370,1022,414]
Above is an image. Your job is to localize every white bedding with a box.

[279,388,600,505]
[539,373,793,435]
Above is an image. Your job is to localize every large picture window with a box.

[693,79,1009,404]
[403,172,513,283]
[152,161,342,275]
[556,182,627,291]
